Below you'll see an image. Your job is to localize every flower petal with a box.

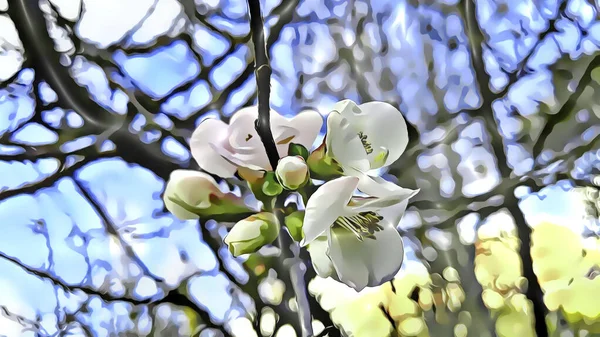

[190,118,237,178]
[356,172,419,199]
[325,110,370,172]
[273,109,323,153]
[227,106,272,170]
[301,176,360,246]
[163,169,223,219]
[335,100,409,169]
[355,174,418,226]
[328,221,405,291]
[306,235,337,279]
[210,142,268,172]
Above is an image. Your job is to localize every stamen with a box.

[357,131,373,154]
[333,211,384,241]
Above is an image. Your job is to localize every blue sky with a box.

[0,0,599,335]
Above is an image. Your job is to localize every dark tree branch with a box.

[458,1,550,336]
[6,0,189,182]
[247,0,280,171]
[245,2,317,337]
[7,0,114,129]
[494,2,564,98]
[460,0,511,178]
[532,55,600,159]
[506,196,548,337]
[73,180,165,284]
[0,250,147,305]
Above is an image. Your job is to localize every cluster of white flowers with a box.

[163,99,418,292]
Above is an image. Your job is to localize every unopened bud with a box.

[275,156,309,190]
[224,212,280,256]
[163,169,225,220]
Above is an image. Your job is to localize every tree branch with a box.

[247,0,280,171]
[460,0,511,178]
[7,0,114,129]
[458,2,549,336]
[246,3,316,336]
[532,55,600,159]
[506,196,548,337]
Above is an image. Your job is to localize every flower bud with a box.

[224,212,280,256]
[275,156,309,190]
[163,169,225,220]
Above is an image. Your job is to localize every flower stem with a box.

[246,2,314,336]
[247,0,280,171]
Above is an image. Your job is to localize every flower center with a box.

[333,211,384,241]
[357,131,373,155]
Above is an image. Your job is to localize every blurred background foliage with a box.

[1,0,600,336]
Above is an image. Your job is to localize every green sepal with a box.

[284,210,305,242]
[261,171,284,197]
[306,143,343,180]
[167,193,254,222]
[288,143,310,161]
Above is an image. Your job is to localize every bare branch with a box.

[247,0,280,171]
[532,55,600,159]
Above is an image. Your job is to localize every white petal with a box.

[355,174,418,226]
[327,222,405,292]
[356,172,419,199]
[163,169,223,220]
[378,199,410,230]
[306,235,337,279]
[210,142,269,172]
[336,100,409,169]
[301,176,359,246]
[325,110,370,172]
[190,119,237,178]
[273,109,323,153]
[227,106,272,170]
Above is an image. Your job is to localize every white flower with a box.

[275,156,309,190]
[190,106,323,178]
[301,176,418,291]
[163,169,226,220]
[326,99,408,175]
